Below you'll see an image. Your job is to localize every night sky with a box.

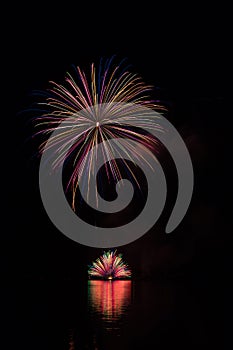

[2,4,232,350]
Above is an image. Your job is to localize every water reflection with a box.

[67,280,210,349]
[68,330,75,350]
[88,280,132,323]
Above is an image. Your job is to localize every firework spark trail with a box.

[35,57,165,210]
[88,250,131,279]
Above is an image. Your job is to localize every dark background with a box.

[2,3,232,349]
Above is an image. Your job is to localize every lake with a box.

[6,276,225,349]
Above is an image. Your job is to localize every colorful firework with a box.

[34,56,165,210]
[88,250,131,280]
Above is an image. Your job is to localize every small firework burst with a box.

[88,250,131,280]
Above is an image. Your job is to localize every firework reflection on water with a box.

[88,280,132,328]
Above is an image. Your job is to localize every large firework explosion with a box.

[34,56,165,211]
[88,250,131,280]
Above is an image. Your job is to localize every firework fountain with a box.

[88,250,131,280]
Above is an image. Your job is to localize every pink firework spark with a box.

[88,250,131,280]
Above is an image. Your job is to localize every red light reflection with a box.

[88,280,132,321]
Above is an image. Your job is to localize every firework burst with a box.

[88,250,131,280]
[34,56,165,210]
